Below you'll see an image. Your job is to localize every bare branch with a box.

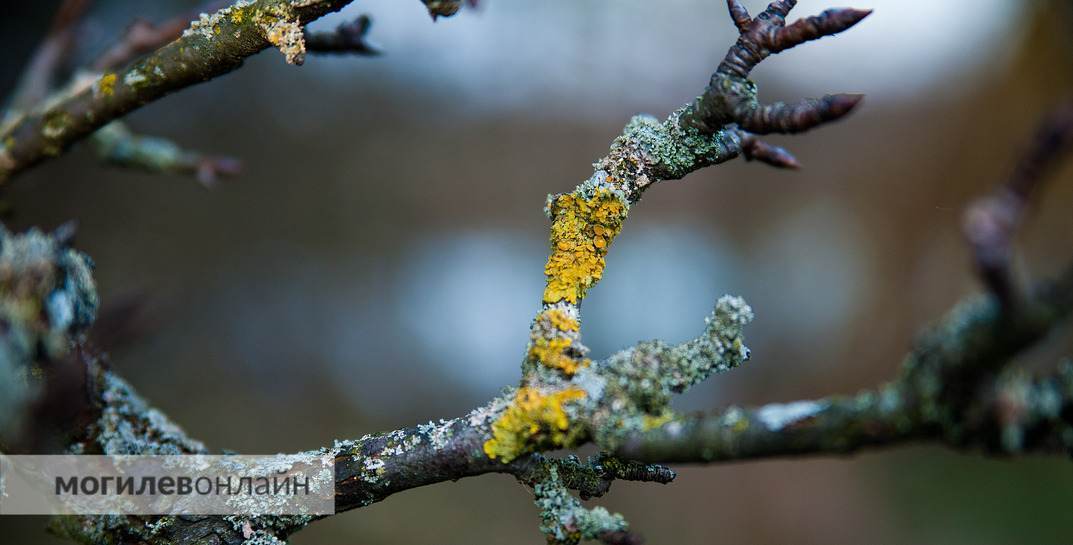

[964,101,1073,305]
[738,129,801,169]
[726,0,752,33]
[305,15,381,56]
[6,0,93,112]
[680,2,870,135]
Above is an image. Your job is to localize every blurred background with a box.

[3,0,1073,543]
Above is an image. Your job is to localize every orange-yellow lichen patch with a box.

[527,308,589,375]
[641,411,675,431]
[542,189,627,304]
[483,387,587,462]
[543,308,579,332]
[528,336,589,376]
[97,73,117,97]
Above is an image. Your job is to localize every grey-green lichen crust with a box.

[0,223,98,441]
[533,464,627,545]
[596,107,743,200]
[579,295,754,448]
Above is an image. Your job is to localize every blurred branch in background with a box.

[0,0,383,185]
[0,1,1072,545]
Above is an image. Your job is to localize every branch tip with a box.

[963,100,1073,303]
[739,132,801,169]
[727,0,752,32]
[306,14,381,56]
[196,156,243,188]
[774,8,872,54]
[762,0,798,20]
[740,93,863,135]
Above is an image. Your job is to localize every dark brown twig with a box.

[726,0,752,33]
[963,101,1073,304]
[6,0,93,112]
[422,0,477,21]
[738,130,801,169]
[681,1,869,135]
[305,15,381,56]
[598,530,645,545]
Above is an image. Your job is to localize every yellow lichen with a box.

[97,73,117,97]
[483,387,586,462]
[528,336,589,375]
[542,189,627,304]
[254,4,307,65]
[543,308,579,332]
[641,411,675,431]
[527,308,589,375]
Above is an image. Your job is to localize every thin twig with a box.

[305,15,381,55]
[963,101,1073,305]
[6,0,93,112]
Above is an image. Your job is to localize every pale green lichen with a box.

[416,418,456,450]
[596,107,740,194]
[92,122,195,174]
[184,0,254,40]
[532,464,628,545]
[123,70,147,87]
[42,110,73,145]
[582,295,753,448]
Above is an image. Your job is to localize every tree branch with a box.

[91,121,241,187]
[305,14,380,56]
[963,101,1073,305]
[5,0,92,113]
[0,0,362,182]
[616,268,1073,463]
[5,2,1071,545]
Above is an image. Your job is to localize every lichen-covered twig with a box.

[92,121,241,187]
[619,97,1073,466]
[0,0,455,183]
[963,101,1073,304]
[92,1,233,72]
[473,2,870,540]
[616,268,1073,462]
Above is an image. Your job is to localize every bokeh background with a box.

[3,0,1073,543]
